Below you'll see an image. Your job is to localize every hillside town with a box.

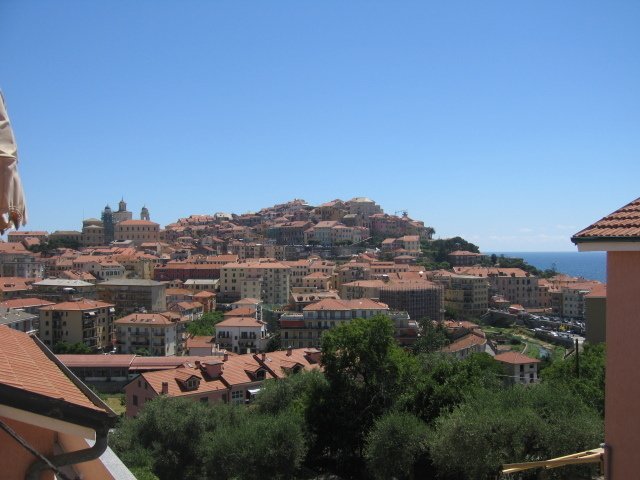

[0,193,616,478]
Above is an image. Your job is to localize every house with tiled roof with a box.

[440,330,494,360]
[494,351,540,384]
[0,276,36,301]
[170,301,204,321]
[571,196,640,478]
[0,326,134,479]
[123,348,321,417]
[215,316,267,354]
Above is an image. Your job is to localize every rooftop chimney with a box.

[261,352,266,361]
[286,346,292,356]
[223,352,229,362]
[161,382,169,394]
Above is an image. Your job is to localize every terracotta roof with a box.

[224,307,256,317]
[573,197,640,241]
[57,354,136,368]
[449,250,483,256]
[140,365,227,396]
[441,332,487,353]
[40,299,114,311]
[0,326,107,412]
[193,291,216,298]
[216,317,263,328]
[130,355,227,370]
[232,298,261,305]
[443,320,480,330]
[114,313,173,326]
[174,301,203,309]
[117,220,159,226]
[186,336,215,349]
[585,284,607,298]
[494,351,540,364]
[0,298,55,309]
[258,349,321,378]
[303,298,388,311]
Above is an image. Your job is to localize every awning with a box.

[0,92,27,233]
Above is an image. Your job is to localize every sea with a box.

[489,251,607,283]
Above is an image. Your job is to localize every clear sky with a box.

[2,1,639,251]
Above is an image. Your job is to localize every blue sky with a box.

[2,1,639,251]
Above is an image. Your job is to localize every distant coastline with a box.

[489,251,606,283]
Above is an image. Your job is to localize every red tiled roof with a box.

[494,351,540,364]
[0,327,107,412]
[259,349,321,379]
[0,297,55,309]
[303,298,388,311]
[586,284,607,298]
[216,317,263,328]
[141,365,228,396]
[40,299,114,311]
[193,291,216,298]
[117,220,159,226]
[440,332,487,353]
[114,313,173,326]
[186,336,215,349]
[57,354,136,368]
[224,307,256,317]
[572,197,640,241]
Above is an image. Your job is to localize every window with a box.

[200,397,208,403]
[132,395,138,406]
[231,390,244,404]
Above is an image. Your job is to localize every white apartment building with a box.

[214,316,267,354]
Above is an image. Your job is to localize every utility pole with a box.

[575,338,580,378]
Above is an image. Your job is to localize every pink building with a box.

[572,196,640,479]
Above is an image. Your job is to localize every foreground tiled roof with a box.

[0,326,106,412]
[572,197,640,241]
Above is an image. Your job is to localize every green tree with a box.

[186,311,224,336]
[306,315,419,476]
[110,396,308,480]
[199,409,307,480]
[397,352,503,424]
[364,412,429,480]
[429,384,604,480]
[253,370,328,416]
[265,332,282,352]
[110,396,217,479]
[541,343,606,415]
[412,319,449,354]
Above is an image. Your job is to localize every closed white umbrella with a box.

[0,91,27,234]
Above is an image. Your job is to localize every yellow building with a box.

[39,299,116,351]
